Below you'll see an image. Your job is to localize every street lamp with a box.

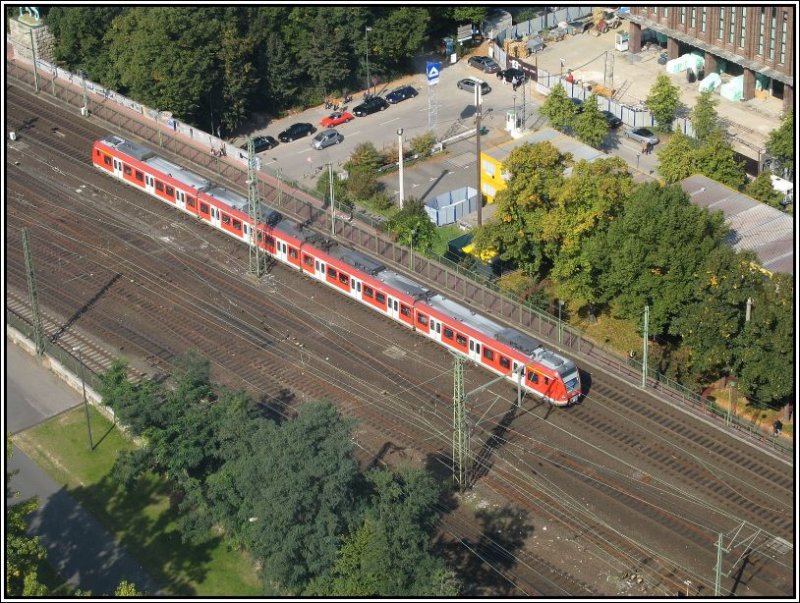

[365,26,372,96]
[73,346,94,451]
[328,163,336,236]
[397,128,404,208]
[559,58,566,80]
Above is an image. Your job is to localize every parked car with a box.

[456,78,491,95]
[385,85,418,104]
[352,96,389,116]
[239,135,277,153]
[320,111,354,127]
[497,68,528,83]
[468,55,501,74]
[601,110,622,128]
[278,122,314,142]
[624,127,660,146]
[311,128,344,150]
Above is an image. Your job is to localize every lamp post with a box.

[79,69,89,116]
[397,128,405,208]
[409,227,417,271]
[512,93,517,130]
[365,26,372,96]
[557,299,564,344]
[73,346,94,451]
[328,163,336,236]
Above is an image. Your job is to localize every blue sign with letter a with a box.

[426,61,441,86]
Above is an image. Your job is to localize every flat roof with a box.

[484,127,605,165]
[679,174,794,275]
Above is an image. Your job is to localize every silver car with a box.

[624,127,659,146]
[311,128,344,150]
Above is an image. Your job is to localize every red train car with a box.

[92,134,582,405]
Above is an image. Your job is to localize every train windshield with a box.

[563,372,579,392]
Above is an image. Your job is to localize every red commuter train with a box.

[92,135,582,405]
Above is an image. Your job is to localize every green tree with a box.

[746,171,783,208]
[346,142,383,175]
[657,131,697,183]
[693,129,746,189]
[645,73,680,131]
[218,21,259,134]
[345,170,380,202]
[593,183,728,335]
[114,581,143,596]
[690,90,721,143]
[299,9,353,98]
[371,8,431,73]
[409,131,437,157]
[451,7,488,25]
[765,110,793,175]
[385,197,436,253]
[572,94,609,148]
[45,7,124,80]
[539,83,577,132]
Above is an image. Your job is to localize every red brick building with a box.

[624,6,794,111]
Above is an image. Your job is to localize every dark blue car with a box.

[385,85,418,104]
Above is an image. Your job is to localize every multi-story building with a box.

[624,6,794,111]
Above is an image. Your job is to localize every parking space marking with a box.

[380,117,399,125]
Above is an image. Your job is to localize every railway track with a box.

[6,80,793,596]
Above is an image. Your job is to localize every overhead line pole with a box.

[475,85,483,227]
[22,228,45,357]
[641,304,649,389]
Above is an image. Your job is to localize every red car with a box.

[319,111,354,127]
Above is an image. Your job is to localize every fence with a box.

[6,57,791,459]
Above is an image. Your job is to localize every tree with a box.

[450,7,488,25]
[539,83,577,132]
[45,7,125,80]
[370,8,431,73]
[645,74,680,131]
[345,142,383,176]
[765,110,793,175]
[114,581,143,596]
[385,197,436,254]
[572,94,609,148]
[690,90,721,143]
[409,131,437,157]
[693,129,746,190]
[746,171,783,208]
[657,131,697,183]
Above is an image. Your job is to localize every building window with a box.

[680,7,685,25]
[779,11,786,64]
[740,7,747,48]
[717,7,725,39]
[769,11,776,59]
[729,7,736,44]
[482,159,495,177]
[690,7,696,28]
[662,7,668,17]
[700,7,706,32]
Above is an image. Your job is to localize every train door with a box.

[387,296,400,321]
[468,338,482,363]
[112,157,124,179]
[274,239,288,263]
[314,259,326,282]
[349,276,361,300]
[175,189,186,211]
[209,205,221,228]
[428,318,441,342]
[144,174,156,195]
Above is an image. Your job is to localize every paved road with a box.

[6,338,161,596]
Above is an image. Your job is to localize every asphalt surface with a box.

[5,337,161,596]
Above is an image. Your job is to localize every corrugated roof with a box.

[679,175,794,275]
[484,127,605,166]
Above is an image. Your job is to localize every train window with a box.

[400,305,410,317]
[375,292,386,304]
[200,202,209,214]
[103,155,112,166]
[327,267,337,278]
[456,334,467,346]
[186,196,196,208]
[166,186,174,197]
[339,273,349,285]
[544,377,550,385]
[500,356,511,369]
[289,248,298,259]
[123,165,132,176]
[417,313,428,325]
[222,214,231,225]
[257,232,263,242]
[232,219,242,230]
[364,286,374,298]
[303,254,314,267]
[483,348,495,361]
[443,327,454,340]
[528,371,538,384]
[156,181,164,192]
[135,170,144,182]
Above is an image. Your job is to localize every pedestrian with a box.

[512,76,519,92]
[641,142,648,155]
[773,419,783,436]
[646,141,653,155]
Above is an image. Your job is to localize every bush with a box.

[410,131,437,157]
[345,170,379,200]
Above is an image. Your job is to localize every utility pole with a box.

[246,137,262,278]
[28,28,39,93]
[397,128,405,208]
[475,85,483,227]
[73,346,94,451]
[79,70,89,116]
[328,163,336,236]
[641,305,649,389]
[714,532,727,596]
[22,228,45,357]
[452,352,469,491]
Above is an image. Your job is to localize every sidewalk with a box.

[6,337,162,596]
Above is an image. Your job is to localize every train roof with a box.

[204,185,248,212]
[325,244,386,276]
[537,350,577,377]
[273,216,318,243]
[373,270,431,299]
[425,294,511,340]
[144,156,212,191]
[495,327,544,356]
[99,134,154,162]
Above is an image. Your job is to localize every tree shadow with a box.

[258,388,295,423]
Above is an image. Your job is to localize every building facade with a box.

[624,6,794,110]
